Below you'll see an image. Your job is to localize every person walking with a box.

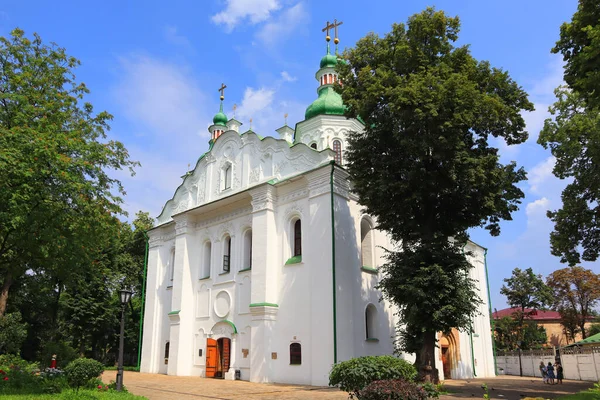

[547,362,556,384]
[539,361,547,383]
[556,363,563,384]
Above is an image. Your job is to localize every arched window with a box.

[224,165,232,190]
[293,219,302,257]
[223,235,231,273]
[243,230,252,270]
[290,343,301,365]
[360,218,374,268]
[169,248,175,282]
[202,241,211,278]
[164,341,170,360]
[310,143,317,150]
[365,304,377,340]
[332,140,342,164]
[328,73,333,83]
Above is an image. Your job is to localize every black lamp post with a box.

[116,288,133,392]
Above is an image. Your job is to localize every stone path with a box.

[102,371,596,400]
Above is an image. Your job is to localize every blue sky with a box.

[1,0,596,310]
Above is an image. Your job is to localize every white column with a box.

[140,233,162,373]
[167,215,195,376]
[248,186,279,383]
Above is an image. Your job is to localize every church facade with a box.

[140,32,496,386]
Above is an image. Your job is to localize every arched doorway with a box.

[206,337,231,378]
[440,332,459,379]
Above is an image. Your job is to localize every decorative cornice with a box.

[250,186,277,212]
[173,216,190,236]
[250,303,279,321]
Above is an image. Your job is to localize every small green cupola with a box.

[209,83,229,143]
[304,24,345,121]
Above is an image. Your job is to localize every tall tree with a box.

[547,266,600,339]
[0,29,138,315]
[336,8,533,381]
[539,0,600,264]
[500,268,553,349]
[558,307,581,344]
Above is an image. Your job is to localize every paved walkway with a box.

[102,371,596,400]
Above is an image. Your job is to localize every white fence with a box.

[496,346,600,382]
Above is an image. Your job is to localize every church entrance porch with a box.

[206,337,231,378]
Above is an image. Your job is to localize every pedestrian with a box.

[556,363,563,384]
[539,361,547,383]
[547,362,555,384]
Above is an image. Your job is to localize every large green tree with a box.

[0,29,138,315]
[547,266,600,339]
[539,0,600,264]
[336,8,533,381]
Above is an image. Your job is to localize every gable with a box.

[156,130,333,226]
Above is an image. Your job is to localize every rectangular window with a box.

[290,343,301,365]
[223,254,230,272]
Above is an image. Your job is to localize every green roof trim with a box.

[365,338,379,342]
[285,255,302,265]
[305,86,345,120]
[221,319,238,334]
[168,310,180,315]
[249,302,279,308]
[238,267,252,273]
[574,332,600,345]
[212,101,228,126]
[361,266,378,274]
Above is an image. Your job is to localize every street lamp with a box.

[116,288,133,392]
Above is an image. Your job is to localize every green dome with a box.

[213,102,228,126]
[320,53,338,69]
[304,86,345,120]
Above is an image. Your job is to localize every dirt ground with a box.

[102,371,597,400]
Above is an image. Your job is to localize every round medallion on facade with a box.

[214,290,231,318]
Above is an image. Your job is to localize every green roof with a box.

[305,86,345,120]
[320,53,338,69]
[574,332,600,345]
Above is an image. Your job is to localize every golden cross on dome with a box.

[249,118,253,129]
[233,103,237,118]
[332,19,343,45]
[322,20,335,42]
[218,83,227,101]
[284,113,288,125]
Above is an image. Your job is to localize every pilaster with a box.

[167,215,195,375]
[140,231,163,373]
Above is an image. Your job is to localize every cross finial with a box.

[233,103,237,118]
[187,163,190,170]
[249,118,253,130]
[322,20,335,42]
[284,113,288,126]
[332,19,343,46]
[218,83,227,101]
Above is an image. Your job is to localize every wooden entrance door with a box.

[206,339,217,378]
[442,346,451,379]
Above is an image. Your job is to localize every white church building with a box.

[140,30,496,386]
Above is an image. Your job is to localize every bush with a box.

[0,355,41,392]
[359,379,427,400]
[0,312,27,355]
[419,382,440,399]
[38,341,79,369]
[329,355,417,398]
[64,358,104,390]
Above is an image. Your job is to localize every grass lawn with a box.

[0,389,147,399]
[557,391,600,400]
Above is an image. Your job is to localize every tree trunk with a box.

[418,330,439,383]
[0,273,13,317]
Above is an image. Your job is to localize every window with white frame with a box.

[365,304,378,340]
[202,241,211,278]
[242,230,252,270]
[360,218,374,268]
[222,235,231,273]
[224,165,232,190]
[292,219,302,257]
[332,139,342,164]
[169,248,175,282]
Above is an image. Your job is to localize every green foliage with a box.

[494,315,548,350]
[552,0,600,108]
[500,268,553,312]
[0,389,146,399]
[38,342,78,369]
[329,355,417,398]
[335,7,531,379]
[0,27,139,317]
[358,379,427,400]
[547,266,600,339]
[588,323,600,337]
[0,312,27,354]
[63,358,104,390]
[419,382,440,399]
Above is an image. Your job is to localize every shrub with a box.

[359,379,427,400]
[0,355,41,392]
[38,341,79,369]
[419,382,440,399]
[0,312,27,355]
[329,355,417,398]
[64,358,104,390]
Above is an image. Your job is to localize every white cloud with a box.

[526,197,550,219]
[255,2,308,47]
[528,156,556,194]
[281,71,297,82]
[237,87,276,121]
[212,0,280,31]
[164,25,192,50]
